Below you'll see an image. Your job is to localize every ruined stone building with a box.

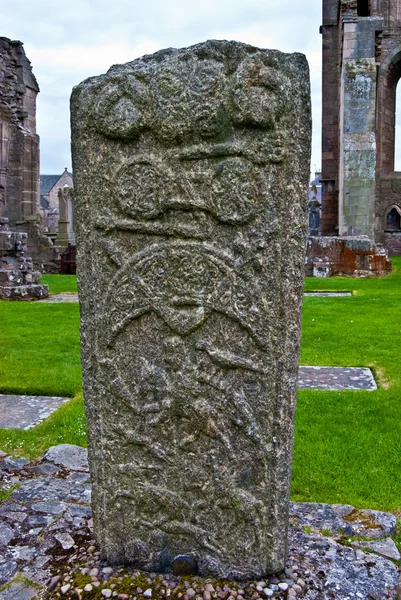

[321,0,401,255]
[0,38,47,256]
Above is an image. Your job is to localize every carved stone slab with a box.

[71,40,311,579]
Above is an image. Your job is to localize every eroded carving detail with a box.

[71,39,311,579]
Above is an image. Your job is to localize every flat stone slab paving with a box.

[0,395,70,430]
[304,292,352,297]
[0,445,398,599]
[39,293,78,303]
[299,366,377,391]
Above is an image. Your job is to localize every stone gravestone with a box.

[71,40,311,579]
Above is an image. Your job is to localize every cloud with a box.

[29,40,161,77]
[3,0,323,174]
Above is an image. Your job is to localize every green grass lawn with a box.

[1,259,401,511]
[41,274,77,295]
[0,303,81,396]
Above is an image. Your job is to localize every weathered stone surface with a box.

[0,522,14,546]
[290,502,396,538]
[71,40,311,578]
[353,537,401,561]
[42,444,89,472]
[0,447,399,598]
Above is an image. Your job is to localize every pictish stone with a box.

[71,39,311,578]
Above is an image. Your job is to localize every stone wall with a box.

[0,37,53,266]
[305,235,391,276]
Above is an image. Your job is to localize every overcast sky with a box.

[3,0,322,176]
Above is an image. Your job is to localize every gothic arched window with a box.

[386,207,401,230]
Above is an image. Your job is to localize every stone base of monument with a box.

[0,445,399,600]
[305,235,392,277]
[0,221,49,301]
[0,283,49,300]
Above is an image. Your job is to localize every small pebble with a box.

[297,579,306,588]
[89,568,99,577]
[144,589,153,598]
[263,590,273,598]
[278,583,288,592]
[292,584,302,593]
[103,566,114,574]
[102,590,112,598]
[84,584,93,592]
[60,584,71,594]
[187,590,196,598]
[48,575,61,591]
[288,590,297,598]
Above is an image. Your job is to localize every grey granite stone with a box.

[54,531,75,550]
[0,559,17,586]
[0,457,29,471]
[10,477,91,504]
[290,502,396,538]
[71,39,311,578]
[353,537,401,561]
[288,531,400,600]
[31,501,67,515]
[0,522,14,546]
[42,444,89,472]
[0,581,38,600]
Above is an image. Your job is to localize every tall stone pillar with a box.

[56,185,75,246]
[339,14,383,237]
[71,40,311,578]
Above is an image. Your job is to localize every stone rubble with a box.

[0,445,399,599]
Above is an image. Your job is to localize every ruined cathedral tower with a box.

[0,37,49,260]
[321,0,401,254]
